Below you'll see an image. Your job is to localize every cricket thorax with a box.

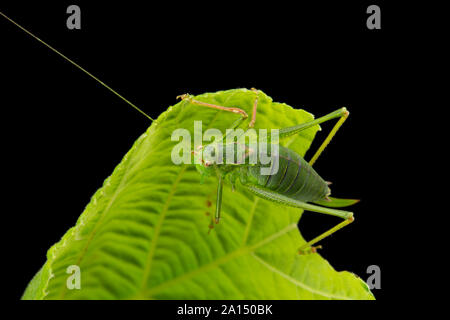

[199,142,256,166]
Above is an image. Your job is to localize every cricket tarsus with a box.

[0,11,154,122]
[298,216,354,255]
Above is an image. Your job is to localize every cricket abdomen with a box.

[241,145,330,203]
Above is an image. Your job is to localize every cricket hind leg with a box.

[244,185,354,254]
[308,108,349,166]
[277,107,349,166]
[297,216,354,254]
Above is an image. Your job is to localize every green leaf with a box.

[22,89,374,300]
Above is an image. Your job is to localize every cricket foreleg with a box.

[177,88,260,129]
[177,93,248,144]
[223,88,260,141]
[244,185,354,254]
[177,93,248,119]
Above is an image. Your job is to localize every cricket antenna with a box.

[0,11,155,122]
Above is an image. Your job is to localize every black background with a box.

[0,0,417,309]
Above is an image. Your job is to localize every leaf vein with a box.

[140,165,187,290]
[250,253,352,300]
[138,222,298,298]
